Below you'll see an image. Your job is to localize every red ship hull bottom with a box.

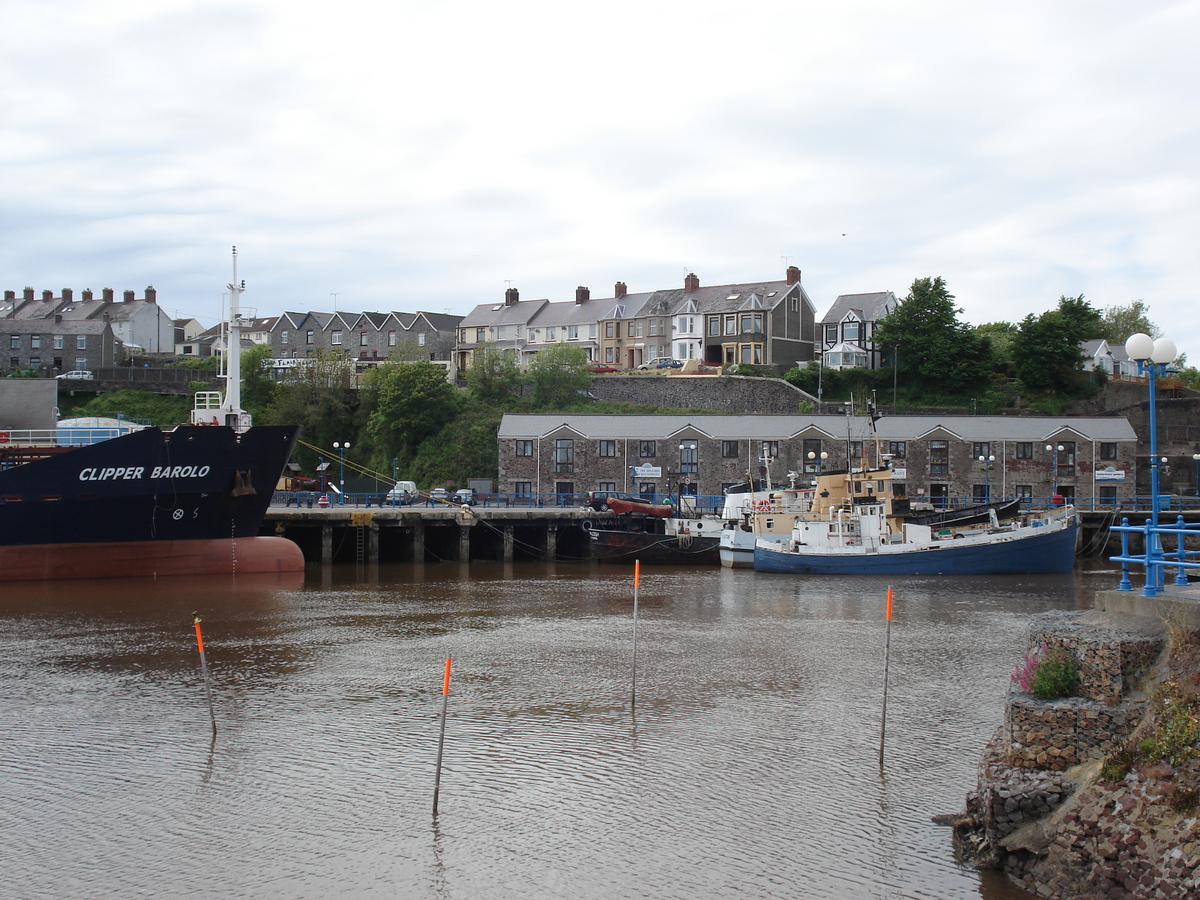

[0,536,305,582]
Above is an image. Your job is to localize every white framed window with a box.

[388,330,397,346]
[418,333,426,346]
[77,335,87,350]
[332,330,342,345]
[567,325,579,340]
[281,330,289,344]
[53,334,64,350]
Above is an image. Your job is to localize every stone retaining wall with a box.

[1029,611,1162,705]
[1004,695,1143,770]
[589,374,815,414]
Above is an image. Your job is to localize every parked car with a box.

[638,358,682,370]
[56,370,94,380]
[453,488,477,506]
[590,364,619,373]
[429,487,452,503]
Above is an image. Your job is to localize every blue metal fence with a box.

[1110,515,1200,597]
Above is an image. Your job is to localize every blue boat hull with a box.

[753,522,1078,576]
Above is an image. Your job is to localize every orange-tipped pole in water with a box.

[879,587,894,767]
[632,560,640,711]
[192,612,217,737]
[433,656,452,815]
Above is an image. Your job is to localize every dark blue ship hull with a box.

[0,424,299,548]
[753,521,1078,576]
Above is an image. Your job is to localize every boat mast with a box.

[221,247,252,431]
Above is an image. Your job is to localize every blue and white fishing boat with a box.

[753,466,1077,576]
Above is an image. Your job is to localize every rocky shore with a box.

[951,591,1200,898]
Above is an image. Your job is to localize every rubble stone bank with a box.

[953,606,1200,898]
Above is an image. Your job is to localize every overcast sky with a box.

[2,0,1197,356]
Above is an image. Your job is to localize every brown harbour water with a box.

[0,562,1121,899]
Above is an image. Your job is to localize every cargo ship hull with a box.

[0,424,302,582]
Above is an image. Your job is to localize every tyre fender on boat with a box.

[0,431,8,444]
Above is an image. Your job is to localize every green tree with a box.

[527,342,591,407]
[259,351,361,469]
[240,342,276,418]
[466,343,525,402]
[1010,295,1103,396]
[363,361,459,466]
[872,277,992,393]
[975,321,1018,375]
[1099,300,1161,344]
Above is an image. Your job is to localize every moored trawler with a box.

[752,464,1077,576]
[0,249,304,582]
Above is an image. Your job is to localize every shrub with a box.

[1011,643,1080,700]
[1032,648,1081,700]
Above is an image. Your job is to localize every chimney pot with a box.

[575,286,590,304]
[614,281,627,299]
[684,273,700,292]
[786,265,801,285]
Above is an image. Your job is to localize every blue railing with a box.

[270,491,727,513]
[1110,514,1200,596]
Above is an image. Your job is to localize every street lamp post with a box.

[1192,453,1200,499]
[334,441,350,506]
[1123,332,1178,595]
[978,454,995,503]
[807,450,829,479]
[1045,443,1064,503]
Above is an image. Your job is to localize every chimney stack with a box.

[42,290,53,301]
[684,272,700,292]
[614,281,627,298]
[102,288,114,302]
[55,314,62,324]
[62,288,73,301]
[23,287,34,301]
[123,290,135,302]
[575,286,590,304]
[504,287,519,306]
[145,286,156,304]
[4,291,14,302]
[786,265,801,285]
[82,289,93,301]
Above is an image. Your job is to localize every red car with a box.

[590,364,620,373]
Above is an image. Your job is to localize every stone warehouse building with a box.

[497,414,1139,507]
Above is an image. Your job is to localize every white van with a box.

[386,481,419,503]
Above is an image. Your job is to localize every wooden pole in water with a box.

[192,612,217,737]
[878,587,894,767]
[433,656,452,816]
[632,560,640,710]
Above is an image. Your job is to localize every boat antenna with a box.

[868,391,884,470]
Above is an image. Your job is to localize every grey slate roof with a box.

[498,414,1138,443]
[820,291,896,325]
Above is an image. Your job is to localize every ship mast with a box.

[194,247,253,430]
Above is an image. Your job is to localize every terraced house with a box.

[456,265,818,373]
